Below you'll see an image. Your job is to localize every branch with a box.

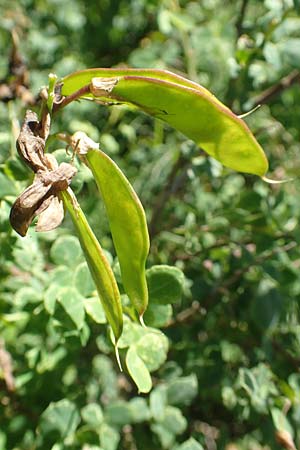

[235,0,250,37]
[251,69,300,108]
[149,153,191,239]
[205,240,297,307]
[53,84,90,113]
[167,241,297,327]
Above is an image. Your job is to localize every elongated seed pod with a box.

[71,133,149,320]
[60,188,123,342]
[60,68,268,176]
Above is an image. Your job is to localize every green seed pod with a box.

[72,133,149,320]
[60,68,269,176]
[60,188,123,343]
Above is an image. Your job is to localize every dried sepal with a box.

[9,181,53,236]
[90,77,119,97]
[16,110,51,172]
[36,195,65,232]
[10,163,77,236]
[70,131,99,156]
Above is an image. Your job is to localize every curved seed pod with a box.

[60,188,123,342]
[60,68,268,176]
[60,68,224,105]
[72,132,149,319]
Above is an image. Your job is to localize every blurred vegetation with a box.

[1,0,300,449]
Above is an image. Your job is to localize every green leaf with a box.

[129,397,151,423]
[0,171,17,198]
[220,340,244,364]
[44,266,78,316]
[15,286,42,306]
[136,331,169,372]
[222,386,237,410]
[80,447,103,450]
[105,401,133,427]
[146,265,185,305]
[44,284,59,315]
[150,386,168,421]
[126,345,152,393]
[61,68,269,176]
[0,431,6,450]
[116,317,146,349]
[84,297,106,324]
[92,355,118,402]
[50,236,83,267]
[159,406,187,435]
[281,38,300,68]
[81,403,103,428]
[74,262,95,297]
[271,407,294,436]
[250,281,282,331]
[39,399,80,439]
[238,367,258,396]
[238,364,278,414]
[144,303,173,327]
[49,265,74,288]
[37,347,67,373]
[0,200,11,232]
[57,286,85,329]
[176,438,204,450]
[13,232,44,271]
[151,423,175,449]
[167,375,198,406]
[99,423,120,450]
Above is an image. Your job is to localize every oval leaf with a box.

[146,265,185,305]
[57,286,85,330]
[135,331,169,372]
[126,345,152,393]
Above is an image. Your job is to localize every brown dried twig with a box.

[0,29,35,106]
[251,69,300,108]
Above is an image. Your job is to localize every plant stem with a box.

[235,0,249,37]
[149,152,191,239]
[53,84,90,113]
[250,69,300,108]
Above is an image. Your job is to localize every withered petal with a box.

[17,110,50,172]
[39,163,77,189]
[10,192,52,237]
[17,180,52,208]
[36,195,64,232]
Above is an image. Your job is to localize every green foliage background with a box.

[1,0,300,449]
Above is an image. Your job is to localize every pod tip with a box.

[262,175,293,184]
[238,104,261,119]
[139,315,147,328]
[114,343,123,372]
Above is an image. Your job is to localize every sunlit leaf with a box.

[146,265,185,305]
[39,399,80,439]
[126,345,152,393]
